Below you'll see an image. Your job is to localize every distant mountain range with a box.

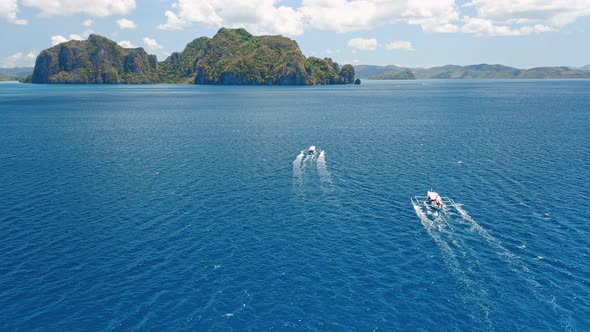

[0,67,33,76]
[355,64,590,80]
[0,67,34,81]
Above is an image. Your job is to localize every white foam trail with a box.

[317,150,326,166]
[431,208,465,251]
[316,150,333,188]
[293,150,304,178]
[452,202,573,331]
[301,154,312,170]
[454,204,528,272]
[292,151,304,193]
[413,202,493,328]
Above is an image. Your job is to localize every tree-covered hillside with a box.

[31,28,356,85]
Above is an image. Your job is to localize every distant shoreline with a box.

[365,77,590,81]
[356,64,590,80]
[5,61,590,84]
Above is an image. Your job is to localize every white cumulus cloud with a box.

[0,0,28,24]
[1,50,38,68]
[347,38,378,51]
[462,0,590,36]
[156,0,589,37]
[462,16,553,36]
[26,51,37,62]
[1,53,24,68]
[117,18,136,29]
[158,0,460,35]
[50,35,68,45]
[157,0,304,36]
[83,19,94,27]
[50,30,92,46]
[117,40,137,48]
[300,0,460,33]
[68,33,84,40]
[385,41,415,51]
[143,37,162,50]
[1,53,25,68]
[21,0,136,17]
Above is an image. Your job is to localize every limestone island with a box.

[30,28,356,85]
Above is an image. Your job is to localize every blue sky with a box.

[1,0,589,69]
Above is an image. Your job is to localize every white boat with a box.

[427,191,444,208]
[308,145,316,155]
[412,190,451,209]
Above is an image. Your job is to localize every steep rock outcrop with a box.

[194,28,311,85]
[31,29,356,85]
[32,34,158,84]
[159,37,209,83]
[305,57,356,84]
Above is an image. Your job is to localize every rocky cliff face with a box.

[32,34,158,84]
[194,28,310,85]
[194,28,354,85]
[305,57,355,84]
[32,29,355,85]
[159,37,209,83]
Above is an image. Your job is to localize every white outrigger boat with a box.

[308,145,317,156]
[412,190,454,209]
[427,191,444,208]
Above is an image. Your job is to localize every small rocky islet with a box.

[30,28,356,85]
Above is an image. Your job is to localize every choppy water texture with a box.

[1,80,589,331]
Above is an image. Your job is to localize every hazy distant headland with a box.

[356,64,590,80]
[26,28,355,85]
[0,67,36,81]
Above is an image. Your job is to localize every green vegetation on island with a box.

[32,34,158,83]
[22,30,590,84]
[370,69,415,80]
[193,28,309,85]
[30,28,355,85]
[355,64,590,80]
[305,57,354,85]
[517,66,590,79]
[352,65,407,79]
[159,37,209,83]
[413,64,521,79]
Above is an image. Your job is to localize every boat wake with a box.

[412,201,493,329]
[452,203,574,331]
[316,150,334,191]
[293,147,334,194]
[412,195,573,331]
[292,150,304,185]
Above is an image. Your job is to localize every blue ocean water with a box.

[0,80,589,331]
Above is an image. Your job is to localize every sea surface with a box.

[1,80,589,331]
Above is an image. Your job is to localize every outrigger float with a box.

[411,190,455,209]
